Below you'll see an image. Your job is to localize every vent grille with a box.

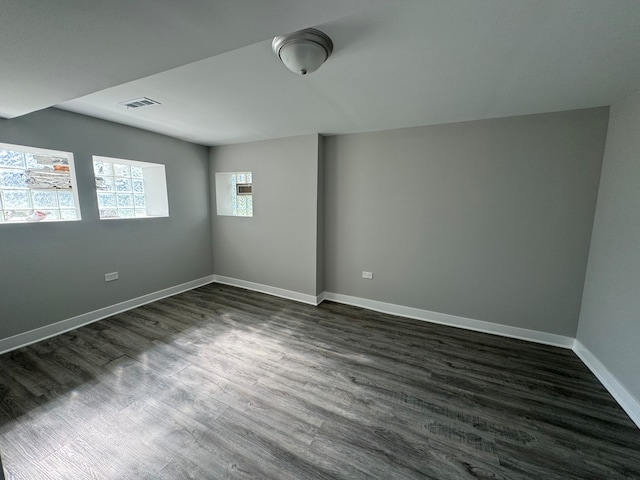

[119,97,161,109]
[236,184,252,195]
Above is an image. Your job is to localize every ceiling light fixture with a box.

[272,28,333,76]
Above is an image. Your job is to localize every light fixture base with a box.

[272,28,333,75]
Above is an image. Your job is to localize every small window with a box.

[93,156,169,219]
[215,172,253,217]
[0,142,81,224]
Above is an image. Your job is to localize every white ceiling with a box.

[3,0,640,146]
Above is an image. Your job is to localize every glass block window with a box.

[93,156,169,220]
[215,172,253,217]
[0,142,81,224]
[231,172,253,217]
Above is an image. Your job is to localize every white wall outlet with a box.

[105,272,119,282]
[362,271,373,279]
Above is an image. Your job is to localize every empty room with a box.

[1,1,640,479]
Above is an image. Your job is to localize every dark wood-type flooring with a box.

[1,283,639,479]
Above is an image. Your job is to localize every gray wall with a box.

[210,134,321,297]
[0,105,617,347]
[324,108,609,336]
[0,108,212,340]
[577,90,640,400]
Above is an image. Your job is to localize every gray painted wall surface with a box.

[577,90,640,401]
[0,108,212,340]
[211,134,320,296]
[324,108,609,336]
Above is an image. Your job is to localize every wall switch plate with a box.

[362,271,373,279]
[105,272,119,282]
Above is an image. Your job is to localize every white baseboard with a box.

[316,291,326,304]
[213,275,322,306]
[573,340,640,429]
[0,275,215,356]
[322,292,575,349]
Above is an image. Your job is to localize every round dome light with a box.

[272,28,333,76]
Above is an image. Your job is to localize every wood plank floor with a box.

[1,283,639,479]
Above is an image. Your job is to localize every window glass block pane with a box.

[57,191,75,208]
[39,210,60,220]
[132,179,144,193]
[2,190,32,208]
[117,193,133,208]
[24,153,63,169]
[113,164,130,177]
[99,209,118,218]
[25,170,71,189]
[60,209,78,220]
[95,176,115,192]
[133,194,146,208]
[30,155,65,168]
[247,196,253,216]
[115,178,132,192]
[246,173,252,183]
[93,161,113,176]
[24,153,39,169]
[4,209,42,221]
[93,156,166,220]
[236,195,247,216]
[32,191,59,208]
[236,173,246,183]
[51,160,70,173]
[0,150,25,169]
[1,145,76,222]
[97,193,117,208]
[32,155,52,167]
[0,170,27,188]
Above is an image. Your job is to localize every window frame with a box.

[0,141,82,224]
[92,155,169,220]
[215,171,253,217]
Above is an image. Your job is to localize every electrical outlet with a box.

[362,271,373,279]
[105,272,119,282]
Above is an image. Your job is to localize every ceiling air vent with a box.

[236,184,252,195]
[119,97,161,109]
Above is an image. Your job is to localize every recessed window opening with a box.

[93,156,169,220]
[215,172,253,217]
[0,142,81,224]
